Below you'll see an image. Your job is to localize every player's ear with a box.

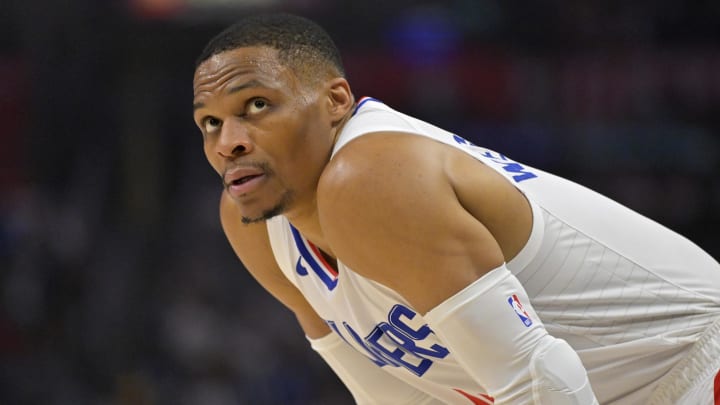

[326,77,353,122]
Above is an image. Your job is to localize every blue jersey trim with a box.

[290,224,338,290]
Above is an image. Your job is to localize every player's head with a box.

[196,13,346,85]
[193,14,354,224]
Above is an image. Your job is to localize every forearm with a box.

[424,264,598,404]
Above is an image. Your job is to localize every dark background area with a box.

[1,1,719,404]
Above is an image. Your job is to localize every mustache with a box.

[221,161,273,188]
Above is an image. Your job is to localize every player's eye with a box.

[204,116,222,133]
[247,98,268,115]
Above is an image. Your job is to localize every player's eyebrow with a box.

[193,79,265,111]
[227,79,264,95]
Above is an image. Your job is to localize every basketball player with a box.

[192,13,720,404]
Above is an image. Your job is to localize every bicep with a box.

[220,192,330,338]
[318,133,505,314]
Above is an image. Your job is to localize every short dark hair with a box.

[196,13,345,78]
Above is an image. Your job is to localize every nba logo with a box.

[508,294,533,327]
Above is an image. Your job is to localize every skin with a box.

[193,46,533,339]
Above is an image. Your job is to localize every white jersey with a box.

[266,98,720,404]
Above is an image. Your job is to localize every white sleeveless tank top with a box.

[266,98,720,404]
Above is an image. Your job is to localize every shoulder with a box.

[321,131,451,194]
[219,192,328,336]
[219,192,289,293]
[317,132,506,311]
[219,191,270,256]
[318,130,504,219]
[318,132,455,238]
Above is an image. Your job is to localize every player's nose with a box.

[216,119,253,158]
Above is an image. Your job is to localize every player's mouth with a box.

[224,167,266,198]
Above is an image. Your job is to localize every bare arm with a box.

[317,132,596,403]
[317,132,531,313]
[219,191,330,338]
[220,191,444,404]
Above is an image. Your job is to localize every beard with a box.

[240,189,294,224]
[221,160,294,224]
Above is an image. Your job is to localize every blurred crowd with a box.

[1,1,719,404]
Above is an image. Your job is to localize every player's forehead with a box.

[193,47,293,99]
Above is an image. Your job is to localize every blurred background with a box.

[1,0,719,404]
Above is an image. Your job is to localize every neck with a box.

[280,99,357,257]
[286,208,335,258]
[330,99,356,149]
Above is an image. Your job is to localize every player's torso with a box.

[266,98,720,404]
[266,216,493,403]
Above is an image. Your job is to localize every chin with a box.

[240,203,287,224]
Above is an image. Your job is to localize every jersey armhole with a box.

[507,197,545,273]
